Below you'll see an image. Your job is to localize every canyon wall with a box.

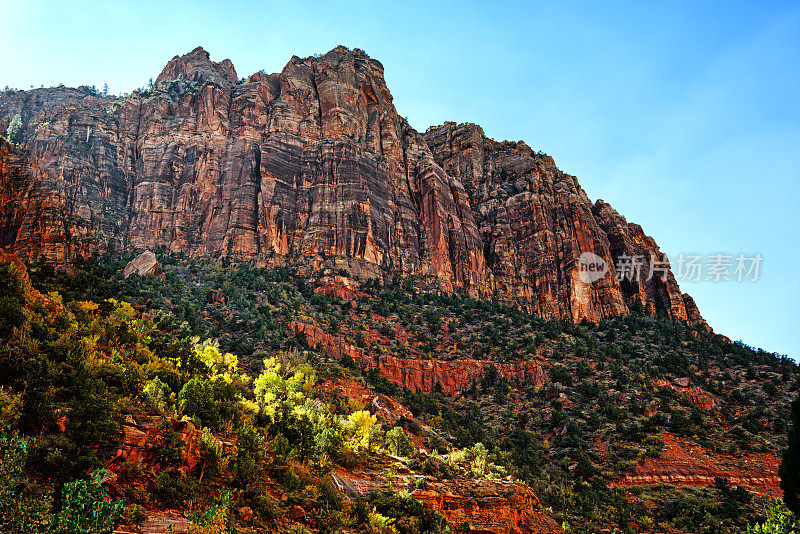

[0,46,706,326]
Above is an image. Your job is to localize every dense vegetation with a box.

[0,257,440,533]
[1,251,798,533]
[781,392,800,516]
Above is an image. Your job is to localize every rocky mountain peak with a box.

[155,45,238,85]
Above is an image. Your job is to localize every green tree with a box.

[5,113,22,145]
[747,500,797,534]
[48,479,124,534]
[0,431,51,534]
[234,422,264,487]
[65,372,121,473]
[781,392,800,515]
[385,427,413,457]
[179,377,220,427]
[0,261,26,338]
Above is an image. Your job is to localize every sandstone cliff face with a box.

[0,46,706,327]
[423,122,706,326]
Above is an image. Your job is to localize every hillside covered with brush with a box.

[0,250,797,533]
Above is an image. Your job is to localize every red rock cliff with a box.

[291,320,547,394]
[0,46,706,327]
[423,121,707,326]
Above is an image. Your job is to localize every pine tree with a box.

[780,391,800,515]
[5,114,22,145]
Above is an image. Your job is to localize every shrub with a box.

[188,492,235,534]
[352,490,449,534]
[747,500,797,534]
[5,114,22,145]
[151,471,193,506]
[0,432,51,533]
[385,427,414,457]
[48,479,124,534]
[0,388,22,426]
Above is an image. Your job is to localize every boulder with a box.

[123,251,162,279]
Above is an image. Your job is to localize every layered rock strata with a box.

[0,46,707,327]
[291,320,547,394]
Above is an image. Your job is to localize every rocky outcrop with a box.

[138,514,191,534]
[313,274,366,300]
[122,250,162,278]
[366,353,547,395]
[318,378,414,424]
[205,288,228,304]
[331,470,562,534]
[113,407,561,534]
[111,414,204,472]
[0,46,707,328]
[414,479,563,534]
[156,46,238,86]
[681,292,709,330]
[612,434,781,497]
[653,378,718,410]
[292,321,547,394]
[0,248,28,281]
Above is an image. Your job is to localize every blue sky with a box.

[2,0,798,358]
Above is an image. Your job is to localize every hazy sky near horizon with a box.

[2,0,799,358]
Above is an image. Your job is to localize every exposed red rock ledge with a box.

[331,469,563,534]
[291,321,547,394]
[0,248,28,280]
[653,377,718,411]
[317,377,414,424]
[612,434,781,497]
[414,478,563,534]
[313,275,367,300]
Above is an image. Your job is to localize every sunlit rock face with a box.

[0,46,705,326]
[424,122,707,326]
